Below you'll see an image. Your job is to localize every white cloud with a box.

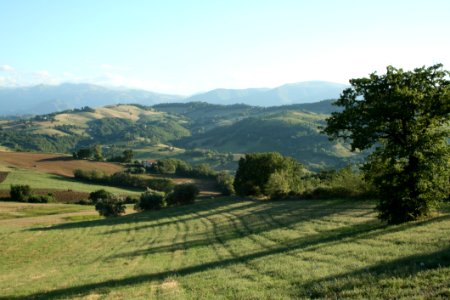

[0,65,14,72]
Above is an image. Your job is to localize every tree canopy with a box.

[324,64,450,223]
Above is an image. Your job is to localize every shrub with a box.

[75,199,93,205]
[94,195,126,217]
[27,194,56,203]
[215,172,235,195]
[166,183,199,206]
[89,189,112,204]
[147,178,175,193]
[10,184,31,202]
[135,190,166,211]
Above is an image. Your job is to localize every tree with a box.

[89,189,112,204]
[324,64,450,224]
[10,184,31,202]
[122,149,134,163]
[93,144,103,161]
[94,194,126,217]
[135,190,166,211]
[233,152,308,197]
[74,147,93,160]
[166,183,199,206]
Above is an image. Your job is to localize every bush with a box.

[75,199,93,205]
[135,190,166,211]
[215,172,235,195]
[10,184,31,202]
[27,194,56,203]
[89,189,112,204]
[94,195,126,217]
[166,183,199,206]
[147,178,175,193]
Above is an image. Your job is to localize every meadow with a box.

[0,197,449,299]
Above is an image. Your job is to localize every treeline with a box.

[234,152,374,200]
[148,158,234,195]
[73,170,175,193]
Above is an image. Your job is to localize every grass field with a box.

[0,168,141,197]
[0,198,449,299]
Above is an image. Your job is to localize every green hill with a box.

[0,101,362,171]
[176,110,361,170]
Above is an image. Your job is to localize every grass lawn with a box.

[0,168,141,197]
[0,198,449,299]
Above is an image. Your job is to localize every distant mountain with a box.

[185,81,348,106]
[0,83,183,115]
[0,81,347,116]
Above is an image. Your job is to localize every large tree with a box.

[324,64,450,224]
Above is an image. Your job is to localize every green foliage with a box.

[324,64,450,223]
[9,185,56,203]
[234,152,308,197]
[94,194,126,217]
[145,178,175,193]
[74,169,175,193]
[166,183,199,206]
[73,147,93,159]
[9,184,32,202]
[88,189,112,204]
[215,171,235,195]
[93,144,103,161]
[135,190,166,211]
[27,194,56,203]
[122,150,134,163]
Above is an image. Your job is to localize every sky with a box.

[0,0,449,95]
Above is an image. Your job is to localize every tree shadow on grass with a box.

[298,244,450,298]
[7,209,450,299]
[27,197,256,231]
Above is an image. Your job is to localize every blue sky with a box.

[1,0,449,94]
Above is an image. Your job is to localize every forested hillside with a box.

[0,101,363,171]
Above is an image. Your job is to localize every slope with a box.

[0,198,449,299]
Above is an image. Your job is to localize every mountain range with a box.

[0,81,348,116]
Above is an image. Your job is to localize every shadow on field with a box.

[299,244,450,298]
[28,197,252,231]
[5,213,450,300]
[37,157,73,162]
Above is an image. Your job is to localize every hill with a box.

[0,197,449,298]
[0,102,362,171]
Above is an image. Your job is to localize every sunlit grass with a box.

[0,168,141,196]
[0,198,449,299]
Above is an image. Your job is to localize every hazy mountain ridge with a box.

[0,81,347,116]
[0,83,182,115]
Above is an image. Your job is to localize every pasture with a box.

[0,197,449,299]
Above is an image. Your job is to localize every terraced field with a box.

[0,198,449,299]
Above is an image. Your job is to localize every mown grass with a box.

[0,203,89,220]
[0,168,141,196]
[0,198,449,299]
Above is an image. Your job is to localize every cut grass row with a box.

[0,197,449,299]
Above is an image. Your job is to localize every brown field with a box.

[0,151,123,177]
